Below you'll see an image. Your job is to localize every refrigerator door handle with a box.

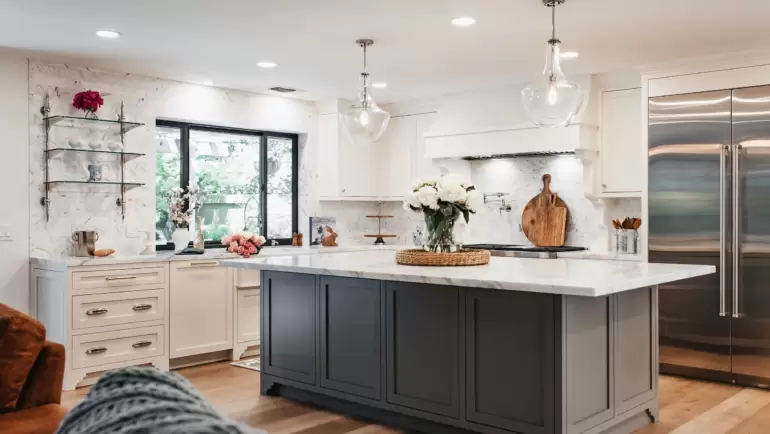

[733,143,742,318]
[719,145,728,317]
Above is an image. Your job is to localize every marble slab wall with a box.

[28,60,381,257]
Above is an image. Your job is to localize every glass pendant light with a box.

[521,0,585,127]
[341,39,391,142]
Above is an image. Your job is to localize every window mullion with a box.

[260,134,268,239]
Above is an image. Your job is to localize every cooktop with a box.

[464,244,586,253]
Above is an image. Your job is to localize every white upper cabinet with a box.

[379,115,417,198]
[599,88,643,195]
[317,109,386,199]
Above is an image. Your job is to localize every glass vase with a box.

[423,212,460,253]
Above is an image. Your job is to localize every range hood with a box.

[424,123,598,159]
[422,75,599,159]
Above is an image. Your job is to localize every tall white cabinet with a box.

[598,88,643,196]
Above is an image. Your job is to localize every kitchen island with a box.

[222,252,713,434]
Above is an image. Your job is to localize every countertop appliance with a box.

[464,244,586,259]
[649,86,770,387]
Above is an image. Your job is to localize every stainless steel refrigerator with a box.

[649,85,770,387]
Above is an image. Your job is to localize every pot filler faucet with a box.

[484,192,512,215]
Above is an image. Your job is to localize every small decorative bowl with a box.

[68,138,85,148]
[89,140,104,150]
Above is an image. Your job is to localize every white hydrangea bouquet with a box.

[403,175,481,253]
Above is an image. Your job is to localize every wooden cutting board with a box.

[522,174,569,247]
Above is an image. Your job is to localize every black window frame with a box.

[155,119,299,250]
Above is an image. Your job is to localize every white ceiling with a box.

[2,0,770,103]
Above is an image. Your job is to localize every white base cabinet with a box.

[169,261,233,359]
[231,268,261,361]
[30,264,170,391]
[31,256,264,391]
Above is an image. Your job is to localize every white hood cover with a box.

[422,76,599,159]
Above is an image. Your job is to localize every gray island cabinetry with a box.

[222,252,714,434]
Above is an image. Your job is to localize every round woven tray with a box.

[395,249,491,266]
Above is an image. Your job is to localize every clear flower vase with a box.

[423,212,460,253]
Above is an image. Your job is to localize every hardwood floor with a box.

[62,361,770,433]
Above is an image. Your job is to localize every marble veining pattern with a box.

[222,251,715,297]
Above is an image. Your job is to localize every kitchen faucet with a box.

[242,196,259,231]
[483,192,512,215]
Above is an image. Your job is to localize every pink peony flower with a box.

[254,238,263,247]
[248,244,257,254]
[222,235,232,245]
[231,234,241,242]
[229,241,238,251]
[242,252,250,258]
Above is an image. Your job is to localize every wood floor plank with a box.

[670,389,770,434]
[62,362,770,434]
[728,401,770,434]
[635,380,743,433]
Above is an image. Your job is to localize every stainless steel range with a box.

[464,244,586,259]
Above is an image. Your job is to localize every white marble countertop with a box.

[221,251,714,297]
[30,245,407,270]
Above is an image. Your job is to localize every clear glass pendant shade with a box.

[342,73,391,142]
[521,41,585,128]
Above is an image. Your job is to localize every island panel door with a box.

[386,281,460,418]
[320,276,382,400]
[465,289,556,434]
[261,271,318,385]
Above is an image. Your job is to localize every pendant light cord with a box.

[551,5,556,41]
[361,41,369,109]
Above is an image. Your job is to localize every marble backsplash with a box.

[381,155,642,251]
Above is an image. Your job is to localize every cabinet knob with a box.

[341,188,346,193]
[602,184,607,188]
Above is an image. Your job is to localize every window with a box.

[155,120,298,249]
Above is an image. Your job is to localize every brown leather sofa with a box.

[0,303,66,434]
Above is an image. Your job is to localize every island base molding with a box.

[259,271,659,434]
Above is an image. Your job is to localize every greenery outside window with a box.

[155,120,298,249]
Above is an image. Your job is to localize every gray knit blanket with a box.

[56,367,264,434]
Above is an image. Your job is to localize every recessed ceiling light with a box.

[95,30,122,39]
[256,61,278,69]
[451,17,476,27]
[560,51,579,59]
[202,80,214,86]
[372,82,388,89]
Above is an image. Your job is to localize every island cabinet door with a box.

[465,289,556,434]
[261,271,318,385]
[385,281,460,418]
[320,276,382,400]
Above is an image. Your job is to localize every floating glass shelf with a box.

[45,180,145,188]
[45,147,145,158]
[43,115,144,133]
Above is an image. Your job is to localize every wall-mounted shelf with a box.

[44,181,144,187]
[40,95,145,221]
[42,115,143,133]
[45,147,145,158]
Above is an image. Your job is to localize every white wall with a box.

[0,50,30,312]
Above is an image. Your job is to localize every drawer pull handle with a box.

[132,340,153,349]
[191,261,218,267]
[85,347,107,355]
[132,303,153,311]
[85,308,108,316]
[236,284,259,290]
[105,276,137,281]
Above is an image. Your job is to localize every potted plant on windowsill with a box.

[167,186,200,252]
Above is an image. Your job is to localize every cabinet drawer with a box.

[72,266,166,291]
[72,325,164,369]
[72,290,165,330]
